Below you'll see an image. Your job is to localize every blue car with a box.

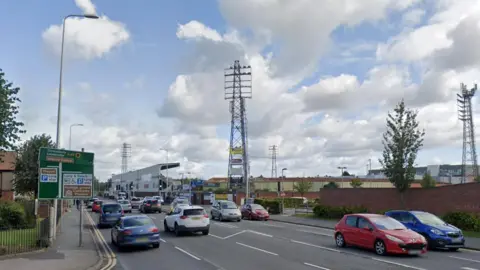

[111,215,160,249]
[385,210,465,250]
[98,203,124,228]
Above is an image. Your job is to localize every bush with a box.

[254,199,281,214]
[442,212,480,232]
[0,201,27,229]
[313,204,368,219]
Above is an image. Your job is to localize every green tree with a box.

[13,134,55,197]
[420,172,436,188]
[342,170,351,176]
[379,100,425,204]
[293,180,313,198]
[323,181,339,189]
[475,176,480,183]
[0,69,26,160]
[350,177,363,188]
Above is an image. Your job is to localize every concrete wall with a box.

[318,182,480,215]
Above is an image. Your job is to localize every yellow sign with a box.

[215,194,228,200]
[230,147,243,155]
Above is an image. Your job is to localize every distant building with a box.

[368,164,478,184]
[0,152,16,201]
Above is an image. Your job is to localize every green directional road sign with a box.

[38,147,95,200]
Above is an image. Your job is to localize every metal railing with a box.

[0,216,50,256]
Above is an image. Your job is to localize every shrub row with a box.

[0,201,35,229]
[253,199,281,214]
[311,204,480,232]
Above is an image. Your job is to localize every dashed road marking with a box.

[174,246,201,261]
[290,239,340,253]
[449,256,480,263]
[159,238,166,243]
[296,229,332,237]
[304,262,331,270]
[223,231,247,239]
[247,230,273,237]
[371,258,427,270]
[236,242,278,256]
[212,222,238,229]
[209,234,225,239]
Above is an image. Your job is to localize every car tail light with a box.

[123,230,132,235]
[121,210,124,215]
[156,203,161,206]
[203,214,209,218]
[180,215,188,219]
[146,204,151,207]
[150,227,159,233]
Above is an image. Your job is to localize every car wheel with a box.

[111,233,116,245]
[202,230,209,235]
[152,243,160,248]
[164,220,170,232]
[374,240,387,256]
[174,223,181,237]
[210,212,214,220]
[335,233,346,247]
[219,214,224,221]
[237,219,241,222]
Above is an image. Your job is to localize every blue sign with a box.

[77,178,84,185]
[41,175,48,182]
[190,179,204,188]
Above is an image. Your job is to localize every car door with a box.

[212,202,220,218]
[112,219,122,240]
[356,217,376,248]
[167,207,181,228]
[342,216,359,245]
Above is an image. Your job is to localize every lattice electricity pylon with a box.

[225,60,252,189]
[457,83,478,183]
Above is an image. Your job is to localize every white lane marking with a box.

[212,222,238,229]
[223,230,247,239]
[209,234,225,239]
[371,258,427,270]
[259,222,284,228]
[247,230,273,237]
[236,242,278,256]
[297,229,332,237]
[290,240,339,253]
[461,267,479,270]
[174,246,201,261]
[449,256,480,263]
[159,238,166,243]
[304,262,331,270]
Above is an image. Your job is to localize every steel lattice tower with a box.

[225,60,252,192]
[269,145,278,178]
[457,83,478,183]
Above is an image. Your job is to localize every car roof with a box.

[122,214,149,220]
[102,203,120,206]
[345,213,385,218]
[181,206,203,210]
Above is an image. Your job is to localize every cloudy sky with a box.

[2,0,480,181]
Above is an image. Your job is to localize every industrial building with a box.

[107,163,180,198]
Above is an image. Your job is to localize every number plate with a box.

[192,217,201,220]
[136,237,148,242]
[451,238,462,243]
[408,250,421,255]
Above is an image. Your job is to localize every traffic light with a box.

[129,182,134,190]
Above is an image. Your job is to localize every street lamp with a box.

[159,148,169,197]
[337,166,347,176]
[281,168,287,214]
[69,123,84,149]
[55,14,99,149]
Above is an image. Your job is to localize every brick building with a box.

[0,152,16,201]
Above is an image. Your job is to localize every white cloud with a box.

[42,0,130,60]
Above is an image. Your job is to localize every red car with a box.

[334,213,427,256]
[241,204,270,220]
[92,200,103,213]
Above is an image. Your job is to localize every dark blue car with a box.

[111,215,160,249]
[98,203,124,228]
[385,210,465,250]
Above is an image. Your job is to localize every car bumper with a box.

[99,219,120,226]
[177,224,210,232]
[251,215,269,220]
[118,234,161,246]
[387,242,428,255]
[430,236,465,248]
[131,204,140,209]
[122,208,132,212]
[144,207,161,212]
[222,214,241,220]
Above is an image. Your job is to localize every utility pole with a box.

[121,143,131,195]
[367,159,372,175]
[225,60,252,198]
[457,83,479,183]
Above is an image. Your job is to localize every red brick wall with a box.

[255,191,320,199]
[319,182,480,215]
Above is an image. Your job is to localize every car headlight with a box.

[419,235,427,243]
[386,235,404,244]
[430,229,445,236]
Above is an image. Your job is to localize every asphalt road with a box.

[87,205,480,270]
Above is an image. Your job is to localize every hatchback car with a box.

[140,199,161,213]
[111,215,160,250]
[241,204,270,221]
[98,203,124,228]
[211,200,241,222]
[130,197,142,209]
[87,198,98,209]
[118,200,132,213]
[164,206,209,236]
[92,200,103,213]
[334,213,427,256]
[385,210,465,251]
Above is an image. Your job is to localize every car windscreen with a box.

[413,212,446,226]
[95,201,103,205]
[221,202,238,209]
[124,218,153,227]
[184,209,205,216]
[250,204,265,210]
[102,204,122,213]
[118,200,129,205]
[131,198,140,201]
[370,217,406,230]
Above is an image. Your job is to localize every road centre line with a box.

[449,256,480,263]
[296,229,332,237]
[236,242,278,256]
[174,246,201,261]
[290,239,340,253]
[304,262,331,270]
[371,258,427,270]
[212,222,238,229]
[159,238,167,243]
[247,230,273,237]
[223,230,247,239]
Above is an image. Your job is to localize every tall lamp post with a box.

[68,123,84,149]
[281,168,287,214]
[54,13,98,243]
[160,148,169,198]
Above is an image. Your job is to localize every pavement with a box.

[269,214,480,251]
[0,206,102,270]
[85,201,480,270]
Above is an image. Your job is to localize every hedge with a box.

[313,204,368,219]
[0,201,28,229]
[443,212,480,232]
[253,199,281,214]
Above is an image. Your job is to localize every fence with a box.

[0,200,51,256]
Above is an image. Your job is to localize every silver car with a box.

[130,197,142,209]
[118,200,132,213]
[211,200,241,222]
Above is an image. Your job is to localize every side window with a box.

[357,217,373,229]
[173,208,182,215]
[389,213,401,221]
[345,216,357,227]
[401,212,415,222]
[115,219,122,227]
